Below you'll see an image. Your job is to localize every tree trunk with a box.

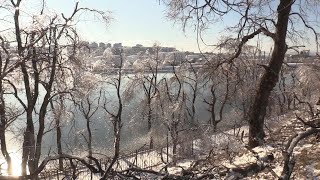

[172,133,178,165]
[86,117,93,163]
[0,127,12,175]
[22,112,36,175]
[170,121,178,165]
[0,81,12,175]
[101,54,123,179]
[101,116,121,179]
[56,118,63,170]
[53,99,63,171]
[147,98,153,149]
[248,0,292,148]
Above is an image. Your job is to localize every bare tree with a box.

[76,89,102,163]
[0,0,110,177]
[183,61,199,127]
[203,65,232,131]
[153,61,196,164]
[129,44,162,149]
[163,0,320,148]
[50,96,65,171]
[0,37,16,175]
[102,48,124,179]
[280,114,320,180]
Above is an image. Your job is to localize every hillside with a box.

[110,109,320,180]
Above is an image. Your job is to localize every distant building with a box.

[160,51,186,65]
[99,42,106,48]
[288,50,311,62]
[79,41,89,47]
[186,54,200,63]
[171,51,186,64]
[160,47,176,52]
[135,44,143,48]
[122,47,135,55]
[113,43,122,49]
[132,44,154,54]
[89,42,98,48]
[300,50,310,57]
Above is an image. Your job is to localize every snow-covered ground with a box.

[38,108,320,179]
[114,109,320,179]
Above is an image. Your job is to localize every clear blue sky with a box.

[44,0,206,52]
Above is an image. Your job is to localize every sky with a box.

[43,0,205,52]
[1,0,318,53]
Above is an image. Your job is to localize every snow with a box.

[16,108,320,179]
[103,48,113,59]
[306,163,320,179]
[23,14,55,32]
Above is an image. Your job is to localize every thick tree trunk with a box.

[22,112,36,175]
[248,0,292,148]
[11,2,35,174]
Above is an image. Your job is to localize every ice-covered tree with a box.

[0,0,110,177]
[163,0,320,148]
